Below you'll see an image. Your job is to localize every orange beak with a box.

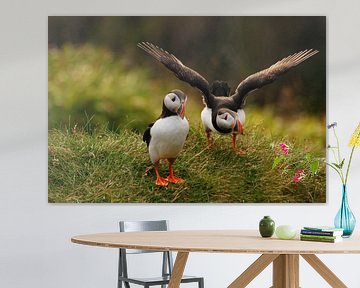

[179,103,185,119]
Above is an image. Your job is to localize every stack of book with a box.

[300,226,344,243]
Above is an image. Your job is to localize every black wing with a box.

[231,49,319,108]
[143,123,154,147]
[138,42,213,106]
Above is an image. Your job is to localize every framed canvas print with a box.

[48,16,326,203]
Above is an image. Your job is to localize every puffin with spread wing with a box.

[138,42,318,153]
[143,89,189,186]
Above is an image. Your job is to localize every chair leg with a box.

[199,278,204,288]
[118,279,130,288]
[118,249,122,288]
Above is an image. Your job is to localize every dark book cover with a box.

[300,229,342,237]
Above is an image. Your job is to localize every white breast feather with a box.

[149,116,189,164]
[201,107,216,132]
[237,109,246,125]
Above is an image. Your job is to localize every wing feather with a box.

[138,42,212,106]
[232,49,319,108]
[143,122,154,147]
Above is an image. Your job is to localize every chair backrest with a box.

[120,220,168,232]
[119,220,169,254]
[118,220,174,283]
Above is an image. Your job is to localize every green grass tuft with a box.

[48,124,326,203]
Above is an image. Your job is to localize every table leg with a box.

[301,254,347,288]
[168,251,189,288]
[272,254,299,288]
[228,254,279,288]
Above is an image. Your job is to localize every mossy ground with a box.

[48,124,326,203]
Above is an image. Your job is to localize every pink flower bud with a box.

[279,143,289,155]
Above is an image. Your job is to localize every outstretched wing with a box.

[231,49,319,108]
[138,42,213,106]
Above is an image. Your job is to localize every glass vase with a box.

[334,185,356,237]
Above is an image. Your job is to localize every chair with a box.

[118,220,204,288]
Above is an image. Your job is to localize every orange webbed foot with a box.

[166,175,185,184]
[155,176,169,186]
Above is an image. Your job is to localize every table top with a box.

[71,230,360,254]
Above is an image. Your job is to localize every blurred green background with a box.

[48,16,326,144]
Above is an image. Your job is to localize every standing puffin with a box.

[143,89,189,186]
[138,42,318,152]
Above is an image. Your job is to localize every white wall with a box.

[1,0,360,287]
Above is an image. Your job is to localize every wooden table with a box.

[71,230,360,288]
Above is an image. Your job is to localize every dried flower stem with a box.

[326,162,344,181]
[345,127,360,185]
[330,127,345,184]
[333,127,342,163]
[327,122,360,186]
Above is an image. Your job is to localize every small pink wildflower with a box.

[293,170,305,183]
[279,143,289,155]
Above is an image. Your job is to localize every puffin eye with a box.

[224,115,228,121]
[171,97,176,102]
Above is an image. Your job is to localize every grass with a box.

[48,123,326,203]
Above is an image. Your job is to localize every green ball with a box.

[275,225,297,240]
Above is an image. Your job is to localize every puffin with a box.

[137,42,318,152]
[143,89,189,186]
